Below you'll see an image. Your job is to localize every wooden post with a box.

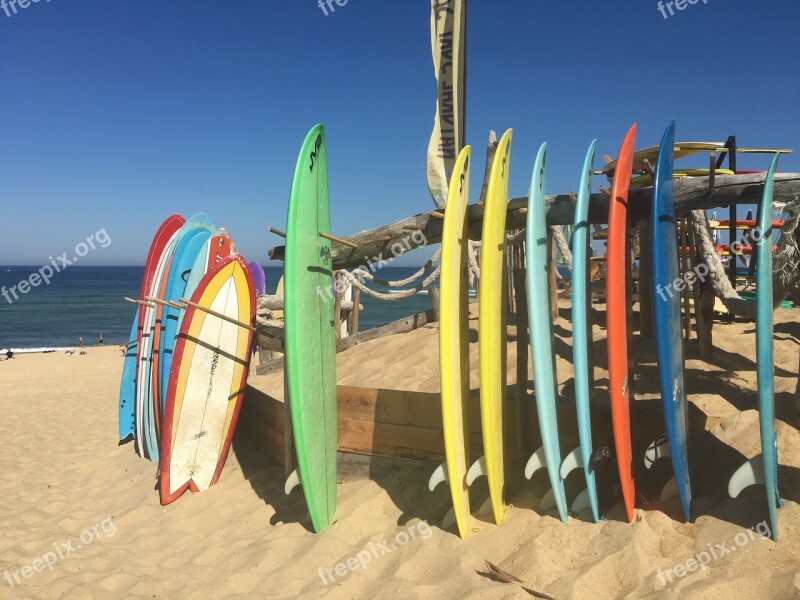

[350,287,361,336]
[679,220,692,340]
[547,230,559,321]
[428,286,441,322]
[513,245,530,462]
[333,273,344,341]
[638,219,653,338]
[691,217,715,359]
[283,366,294,477]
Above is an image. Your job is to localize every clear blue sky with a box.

[1,0,798,266]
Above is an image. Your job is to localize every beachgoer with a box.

[79,337,84,348]
[5,350,13,360]
[99,333,104,346]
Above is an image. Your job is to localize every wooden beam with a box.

[267,173,800,270]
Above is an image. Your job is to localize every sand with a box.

[1,304,800,599]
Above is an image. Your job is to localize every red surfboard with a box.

[606,124,637,523]
[133,215,185,443]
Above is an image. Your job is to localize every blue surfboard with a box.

[651,120,691,521]
[728,153,782,540]
[523,143,568,523]
[118,311,139,442]
[157,215,214,412]
[561,140,601,522]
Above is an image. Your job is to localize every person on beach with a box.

[5,349,13,360]
[99,333,104,346]
[79,337,84,348]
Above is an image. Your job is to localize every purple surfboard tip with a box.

[248,261,266,296]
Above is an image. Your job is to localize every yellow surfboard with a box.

[466,129,512,526]
[428,146,472,538]
[630,168,734,189]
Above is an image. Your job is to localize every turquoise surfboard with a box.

[561,140,601,522]
[118,312,139,441]
[728,153,782,540]
[523,143,568,523]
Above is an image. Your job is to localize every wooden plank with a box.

[267,174,800,269]
[336,310,437,353]
[512,256,531,462]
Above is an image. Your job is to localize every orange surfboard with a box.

[606,124,637,523]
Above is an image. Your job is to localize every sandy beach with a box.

[1,302,798,600]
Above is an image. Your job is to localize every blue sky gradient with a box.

[1,0,798,266]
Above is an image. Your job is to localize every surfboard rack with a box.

[179,298,257,332]
[124,296,155,308]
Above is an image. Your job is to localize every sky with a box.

[1,0,798,267]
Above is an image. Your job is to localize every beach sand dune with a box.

[1,302,799,599]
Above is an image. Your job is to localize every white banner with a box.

[427,0,466,209]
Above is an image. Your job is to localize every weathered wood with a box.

[336,310,437,353]
[638,219,653,338]
[267,174,800,270]
[428,286,440,322]
[547,231,559,321]
[350,287,361,335]
[512,257,530,462]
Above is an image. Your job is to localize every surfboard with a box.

[273,276,285,320]
[117,312,140,442]
[630,168,734,189]
[132,215,185,457]
[523,143,568,524]
[605,123,638,523]
[428,145,472,538]
[561,140,600,522]
[728,153,782,541]
[283,124,338,533]
[603,141,725,175]
[159,254,256,505]
[650,120,692,521]
[157,215,215,415]
[141,244,178,462]
[249,262,266,296]
[466,128,512,526]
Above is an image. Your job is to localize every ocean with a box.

[0,266,435,352]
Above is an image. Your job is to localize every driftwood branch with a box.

[267,173,800,271]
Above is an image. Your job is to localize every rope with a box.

[349,249,441,287]
[339,263,441,301]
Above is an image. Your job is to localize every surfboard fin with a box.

[524,447,547,480]
[284,469,301,495]
[478,497,493,517]
[442,507,456,532]
[560,447,584,479]
[571,488,591,514]
[540,488,556,512]
[467,456,487,486]
[728,455,765,498]
[644,434,670,469]
[660,477,679,502]
[428,462,448,492]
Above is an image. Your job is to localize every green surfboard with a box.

[283,124,337,533]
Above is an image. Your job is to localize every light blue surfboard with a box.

[728,153,782,540]
[561,140,601,522]
[118,311,139,442]
[523,143,568,523]
[651,120,691,521]
[157,214,214,412]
